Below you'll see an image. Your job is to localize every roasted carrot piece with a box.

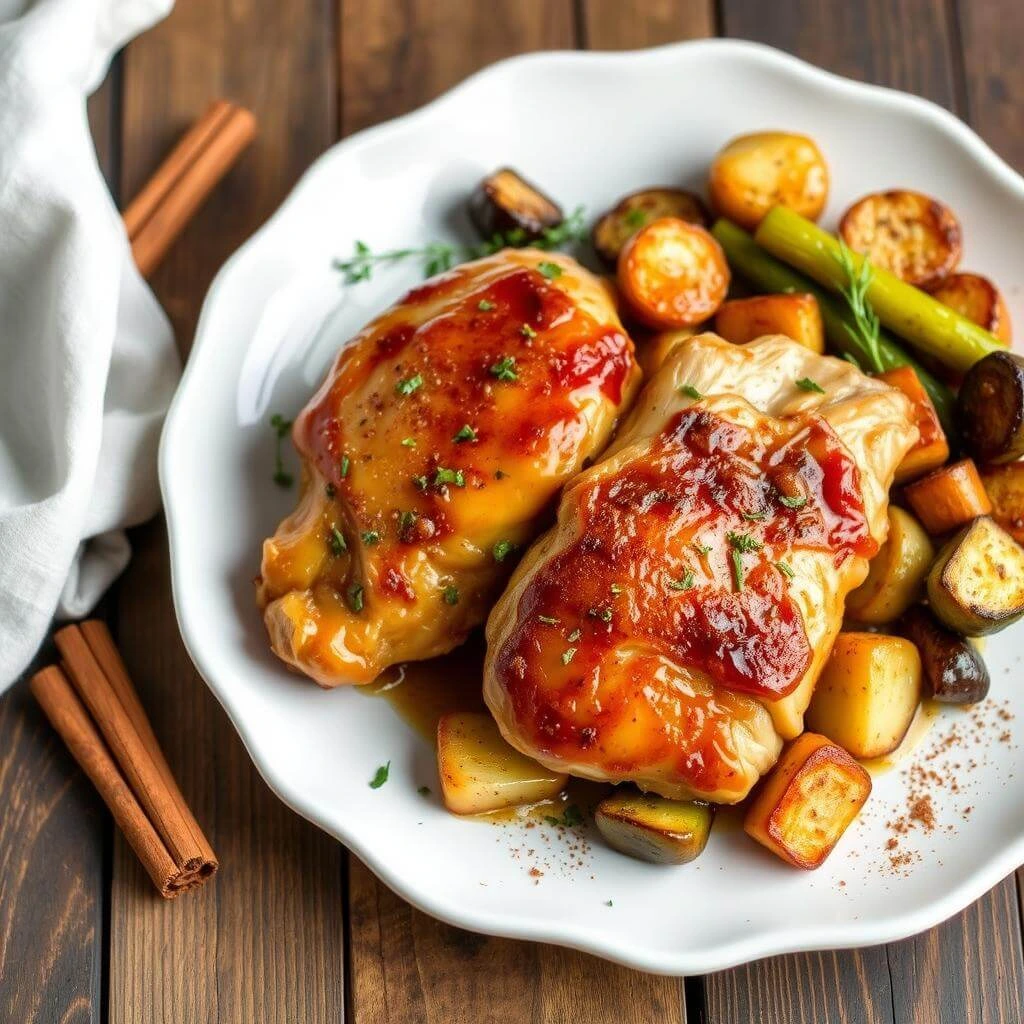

[876,366,949,483]
[904,459,992,536]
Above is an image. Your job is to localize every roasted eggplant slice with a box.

[595,790,714,865]
[926,515,1024,636]
[957,350,1024,464]
[929,272,1012,345]
[468,168,563,242]
[898,605,991,704]
[592,188,709,266]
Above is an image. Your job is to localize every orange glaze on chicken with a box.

[258,249,641,686]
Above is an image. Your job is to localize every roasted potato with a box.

[926,515,1024,636]
[437,711,568,815]
[617,217,730,329]
[468,168,563,242]
[805,633,922,759]
[845,507,934,624]
[744,733,872,869]
[980,462,1024,545]
[636,328,698,377]
[838,190,961,289]
[904,459,992,536]
[594,790,714,865]
[714,293,824,353]
[957,351,1024,465]
[592,188,709,266]
[929,272,1012,345]
[875,366,949,483]
[708,131,829,231]
[898,605,991,704]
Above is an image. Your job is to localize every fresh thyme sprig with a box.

[835,241,884,373]
[333,206,588,284]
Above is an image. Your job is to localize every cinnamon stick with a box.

[33,622,217,897]
[124,99,256,278]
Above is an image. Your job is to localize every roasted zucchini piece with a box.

[904,459,992,536]
[594,790,714,865]
[929,272,1012,345]
[926,515,1024,636]
[709,131,829,231]
[875,366,949,483]
[980,462,1024,545]
[715,293,824,352]
[592,188,709,266]
[957,350,1024,465]
[744,733,871,870]
[805,633,922,759]
[437,711,567,815]
[617,217,730,329]
[467,168,563,242]
[838,190,962,289]
[898,605,991,704]
[845,507,934,624]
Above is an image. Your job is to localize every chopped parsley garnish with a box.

[561,647,578,665]
[340,455,350,478]
[399,510,417,532]
[396,374,423,396]
[325,482,336,499]
[624,208,647,228]
[776,560,796,579]
[492,539,516,562]
[667,570,696,591]
[453,424,477,443]
[780,495,807,509]
[537,615,560,625]
[361,530,382,546]
[494,469,508,480]
[730,549,746,592]
[520,323,537,339]
[692,541,712,556]
[346,583,365,613]
[412,474,429,491]
[605,899,614,907]
[679,384,703,400]
[727,532,763,592]
[433,467,465,488]
[610,583,623,595]
[567,628,582,643]
[489,355,518,382]
[442,585,460,606]
[418,785,432,797]
[545,804,584,828]
[796,377,826,394]
[588,607,613,623]
[538,261,563,280]
[742,510,768,522]
[369,761,390,789]
[328,526,347,556]
[270,413,294,488]
[478,299,496,311]
[401,437,416,447]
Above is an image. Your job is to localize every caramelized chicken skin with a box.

[484,334,916,802]
[258,249,641,686]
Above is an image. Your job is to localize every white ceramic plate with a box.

[161,40,1024,974]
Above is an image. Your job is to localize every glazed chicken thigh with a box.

[484,334,917,803]
[258,249,641,686]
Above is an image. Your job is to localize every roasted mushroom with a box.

[592,188,709,266]
[957,350,1024,464]
[468,167,563,242]
[898,605,991,704]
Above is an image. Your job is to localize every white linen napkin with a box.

[0,0,178,690]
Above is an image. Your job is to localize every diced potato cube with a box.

[715,293,825,353]
[744,733,872,869]
[595,790,714,865]
[805,633,922,758]
[437,711,567,815]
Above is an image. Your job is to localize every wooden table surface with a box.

[2,1,1023,1021]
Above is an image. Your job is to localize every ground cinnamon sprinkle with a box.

[908,795,935,831]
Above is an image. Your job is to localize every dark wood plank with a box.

[108,2,345,1021]
[579,0,714,48]
[707,2,1024,1022]
[339,4,688,1019]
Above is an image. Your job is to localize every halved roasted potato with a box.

[838,190,961,289]
[926,515,1024,636]
[709,131,829,230]
[980,462,1024,545]
[714,293,824,353]
[805,633,922,759]
[957,351,1024,465]
[468,168,563,242]
[617,217,730,329]
[636,327,698,377]
[875,366,949,483]
[929,272,1012,344]
[592,188,709,266]
[845,507,934,624]
[744,733,872,869]
[904,459,992,536]
[899,605,991,704]
[437,711,568,815]
[594,790,714,865]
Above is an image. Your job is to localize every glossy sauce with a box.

[862,700,941,776]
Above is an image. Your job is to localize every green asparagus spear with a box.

[711,219,956,433]
[753,206,1003,374]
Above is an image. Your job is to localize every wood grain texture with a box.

[579,0,714,48]
[108,1,346,1021]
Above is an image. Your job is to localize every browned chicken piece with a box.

[258,249,641,686]
[484,334,917,803]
